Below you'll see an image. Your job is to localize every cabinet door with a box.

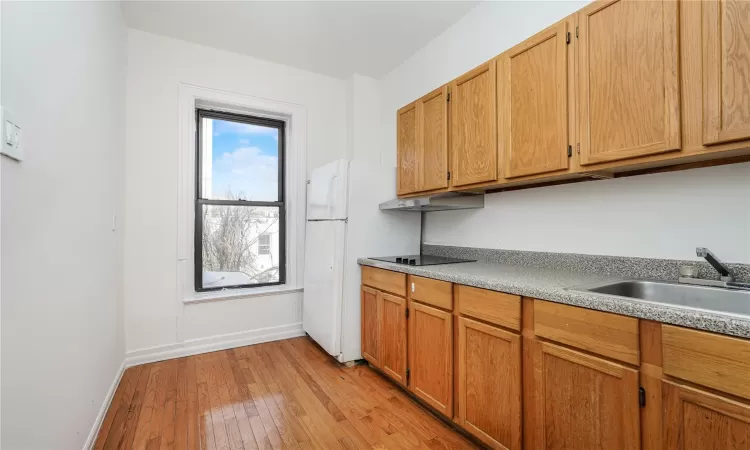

[450,61,497,187]
[380,292,407,385]
[360,286,380,366]
[531,340,640,449]
[499,19,569,178]
[664,381,750,450]
[408,302,452,417]
[702,0,750,145]
[397,102,419,195]
[419,86,449,191]
[457,317,521,450]
[578,0,680,165]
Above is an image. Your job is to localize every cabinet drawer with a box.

[409,276,452,310]
[361,266,406,296]
[663,325,750,400]
[457,285,520,331]
[533,300,639,365]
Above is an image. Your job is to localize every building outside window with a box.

[258,233,272,255]
[194,109,285,291]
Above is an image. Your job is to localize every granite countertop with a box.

[358,257,750,339]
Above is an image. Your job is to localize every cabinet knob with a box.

[411,283,415,293]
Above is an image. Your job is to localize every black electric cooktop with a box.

[369,255,476,266]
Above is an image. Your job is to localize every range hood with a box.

[379,192,484,212]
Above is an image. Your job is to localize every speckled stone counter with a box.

[422,244,750,283]
[357,256,750,339]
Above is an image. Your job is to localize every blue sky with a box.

[206,118,279,201]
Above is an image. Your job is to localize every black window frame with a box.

[194,108,286,292]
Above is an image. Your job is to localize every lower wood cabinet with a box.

[360,286,381,366]
[528,339,640,450]
[663,381,750,450]
[662,324,750,400]
[363,269,750,450]
[380,291,407,385]
[660,324,750,450]
[457,316,522,450]
[408,301,453,416]
[360,284,407,387]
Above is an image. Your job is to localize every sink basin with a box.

[569,279,750,316]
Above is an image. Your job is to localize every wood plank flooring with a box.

[94,337,480,449]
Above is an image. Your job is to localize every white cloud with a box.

[212,146,279,201]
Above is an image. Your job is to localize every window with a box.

[195,109,285,291]
[258,233,271,255]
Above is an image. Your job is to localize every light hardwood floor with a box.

[94,336,480,449]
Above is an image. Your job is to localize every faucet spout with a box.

[696,247,733,281]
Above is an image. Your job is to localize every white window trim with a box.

[177,83,306,304]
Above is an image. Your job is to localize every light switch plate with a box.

[1,106,23,161]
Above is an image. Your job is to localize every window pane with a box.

[200,117,279,201]
[200,205,281,288]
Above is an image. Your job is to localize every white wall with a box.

[1,2,127,448]
[426,163,750,262]
[380,0,750,264]
[346,73,386,164]
[124,30,347,354]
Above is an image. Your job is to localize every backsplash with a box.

[423,244,750,283]
[421,163,750,266]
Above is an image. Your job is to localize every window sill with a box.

[183,285,304,305]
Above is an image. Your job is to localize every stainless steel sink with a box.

[569,279,750,316]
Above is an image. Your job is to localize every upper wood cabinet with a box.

[702,0,750,146]
[396,102,419,195]
[419,86,449,191]
[360,286,381,367]
[457,316,521,450]
[664,381,750,450]
[498,19,571,178]
[450,61,498,187]
[529,339,640,449]
[396,87,449,196]
[408,301,453,417]
[393,0,750,195]
[380,292,408,385]
[578,0,680,166]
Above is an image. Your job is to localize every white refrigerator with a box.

[303,159,420,363]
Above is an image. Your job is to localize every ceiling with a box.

[121,1,479,79]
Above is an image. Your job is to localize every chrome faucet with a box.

[678,247,747,289]
[696,247,734,282]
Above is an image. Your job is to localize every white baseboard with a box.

[124,322,305,368]
[83,360,126,450]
